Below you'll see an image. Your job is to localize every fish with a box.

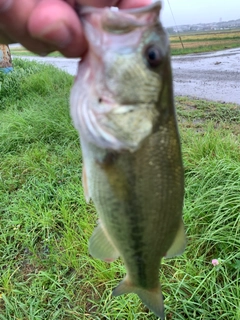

[70,2,186,319]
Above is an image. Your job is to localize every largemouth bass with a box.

[70,2,186,318]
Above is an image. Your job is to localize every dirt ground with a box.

[172,48,240,104]
[12,47,240,105]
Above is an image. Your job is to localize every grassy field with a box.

[170,29,240,55]
[0,60,240,319]
[10,29,240,58]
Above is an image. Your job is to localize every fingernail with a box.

[0,0,13,12]
[37,22,73,48]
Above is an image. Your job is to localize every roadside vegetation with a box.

[170,29,240,55]
[0,60,239,319]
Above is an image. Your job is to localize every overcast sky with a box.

[159,0,240,27]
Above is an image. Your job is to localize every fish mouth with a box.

[78,1,162,35]
[79,1,162,16]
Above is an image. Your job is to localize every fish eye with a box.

[145,45,163,68]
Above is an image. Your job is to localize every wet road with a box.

[13,48,240,104]
[172,48,240,105]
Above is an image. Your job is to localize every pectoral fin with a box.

[89,222,120,262]
[165,220,186,258]
[112,276,165,320]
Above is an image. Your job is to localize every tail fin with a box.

[112,277,165,319]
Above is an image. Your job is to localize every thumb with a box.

[28,0,87,57]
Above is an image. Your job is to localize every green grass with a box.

[0,60,240,319]
[10,47,63,57]
[171,43,240,55]
[170,36,240,43]
[169,29,240,55]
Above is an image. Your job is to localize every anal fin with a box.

[89,222,119,263]
[165,219,186,258]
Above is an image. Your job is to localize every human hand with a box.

[0,0,151,57]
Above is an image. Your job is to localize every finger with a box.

[0,0,13,13]
[28,0,87,57]
[75,0,119,7]
[0,0,54,55]
[75,0,151,8]
[118,0,152,9]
